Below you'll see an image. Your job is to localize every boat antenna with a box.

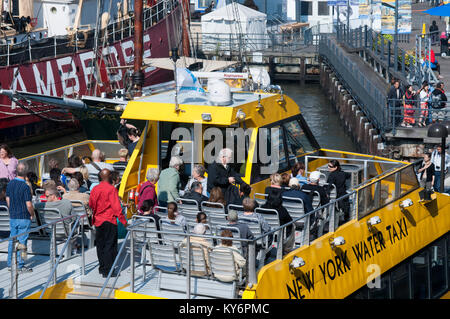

[132,0,144,97]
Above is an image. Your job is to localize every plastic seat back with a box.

[209,246,240,283]
[159,219,186,245]
[0,205,10,233]
[254,193,267,206]
[282,196,306,221]
[177,198,200,212]
[255,207,280,230]
[179,242,209,277]
[201,201,225,215]
[148,242,179,272]
[132,215,159,245]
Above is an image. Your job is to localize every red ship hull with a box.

[0,3,180,144]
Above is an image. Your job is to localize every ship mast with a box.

[132,0,144,97]
[180,0,190,57]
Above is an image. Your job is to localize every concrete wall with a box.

[320,62,382,156]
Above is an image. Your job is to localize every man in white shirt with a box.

[430,145,450,192]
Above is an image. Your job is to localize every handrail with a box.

[0,212,88,299]
[39,214,85,299]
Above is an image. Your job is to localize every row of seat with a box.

[131,215,250,298]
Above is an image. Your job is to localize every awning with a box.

[143,57,238,72]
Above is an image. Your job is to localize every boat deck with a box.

[0,235,203,299]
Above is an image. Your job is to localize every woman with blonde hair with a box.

[264,173,282,194]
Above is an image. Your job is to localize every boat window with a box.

[250,125,288,184]
[282,118,315,165]
[412,251,430,299]
[159,122,195,189]
[400,165,419,195]
[391,263,411,299]
[430,239,446,297]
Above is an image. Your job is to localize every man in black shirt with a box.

[182,181,209,209]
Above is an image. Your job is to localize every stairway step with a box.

[70,285,115,295]
[66,291,113,299]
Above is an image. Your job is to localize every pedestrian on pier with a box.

[418,81,430,127]
[430,82,447,122]
[429,21,439,45]
[387,80,404,127]
[440,32,449,56]
[401,85,416,127]
[418,152,435,190]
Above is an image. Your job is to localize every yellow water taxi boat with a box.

[3,83,449,299]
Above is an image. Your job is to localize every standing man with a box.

[6,162,35,272]
[387,80,404,127]
[207,148,244,195]
[89,169,127,277]
[431,145,450,192]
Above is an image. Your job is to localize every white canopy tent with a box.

[200,2,267,52]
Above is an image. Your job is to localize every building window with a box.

[301,1,313,16]
[318,2,329,16]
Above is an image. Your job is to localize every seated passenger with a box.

[226,210,254,257]
[72,172,89,193]
[163,201,187,230]
[228,183,252,206]
[182,164,208,197]
[264,173,282,194]
[182,181,209,209]
[196,212,208,224]
[280,172,290,189]
[180,223,212,275]
[213,229,246,282]
[207,186,227,208]
[113,148,128,173]
[35,187,74,232]
[261,187,294,254]
[291,162,308,186]
[139,199,160,230]
[282,178,313,213]
[302,171,330,207]
[238,197,271,234]
[26,172,39,196]
[63,179,91,216]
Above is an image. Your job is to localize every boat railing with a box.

[103,162,419,298]
[19,140,122,183]
[191,31,311,56]
[0,212,89,299]
[0,0,179,66]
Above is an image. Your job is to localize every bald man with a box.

[89,169,126,277]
